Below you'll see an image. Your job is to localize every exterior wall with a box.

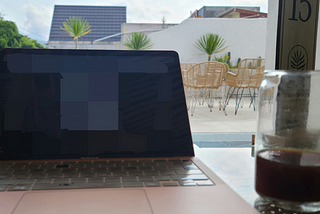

[149,18,267,65]
[121,23,177,42]
[48,41,124,50]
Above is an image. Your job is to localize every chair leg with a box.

[249,88,254,108]
[205,89,214,112]
[248,88,258,111]
[235,88,244,115]
[199,89,205,105]
[253,88,258,111]
[190,89,200,116]
[224,87,235,110]
[214,89,227,116]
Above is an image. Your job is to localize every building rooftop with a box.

[49,5,126,42]
[217,8,267,18]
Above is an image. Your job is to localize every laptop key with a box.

[96,172,111,177]
[162,182,179,187]
[13,174,30,179]
[113,172,128,176]
[127,171,143,176]
[0,175,13,180]
[79,172,95,177]
[144,181,161,187]
[8,184,32,191]
[175,170,203,175]
[143,171,159,176]
[178,180,197,186]
[70,178,87,183]
[159,170,176,175]
[153,166,170,170]
[196,180,215,186]
[138,176,154,181]
[154,176,171,181]
[93,168,108,172]
[168,165,185,170]
[53,178,70,183]
[104,177,121,182]
[17,179,35,184]
[122,182,143,187]
[179,182,197,186]
[29,174,47,179]
[63,172,80,177]
[108,167,123,171]
[35,179,53,184]
[29,169,46,173]
[170,175,208,181]
[0,179,18,184]
[123,167,138,170]
[56,164,69,168]
[121,177,138,182]
[87,178,104,183]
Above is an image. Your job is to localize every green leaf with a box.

[60,17,91,48]
[123,32,154,50]
[195,33,228,61]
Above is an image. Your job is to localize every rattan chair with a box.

[180,63,197,72]
[224,58,265,115]
[180,63,197,88]
[185,62,227,116]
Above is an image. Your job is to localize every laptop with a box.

[0,48,258,214]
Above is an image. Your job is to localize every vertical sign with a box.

[276,0,319,70]
[275,0,319,136]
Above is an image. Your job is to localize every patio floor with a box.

[189,97,257,147]
[189,97,258,133]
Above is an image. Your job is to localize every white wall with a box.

[148,18,267,65]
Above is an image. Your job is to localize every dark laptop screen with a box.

[0,49,193,160]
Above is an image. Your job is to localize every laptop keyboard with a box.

[0,160,214,191]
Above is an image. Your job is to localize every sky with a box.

[0,0,268,44]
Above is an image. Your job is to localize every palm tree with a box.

[123,32,153,50]
[60,17,91,49]
[195,33,228,61]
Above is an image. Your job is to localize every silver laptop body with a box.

[0,49,258,214]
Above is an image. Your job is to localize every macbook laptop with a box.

[0,48,258,214]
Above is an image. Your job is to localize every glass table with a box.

[194,145,320,214]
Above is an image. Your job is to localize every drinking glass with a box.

[255,70,320,213]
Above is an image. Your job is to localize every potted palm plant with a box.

[195,33,228,61]
[60,17,91,49]
[123,32,153,50]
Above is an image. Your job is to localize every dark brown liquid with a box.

[256,149,320,202]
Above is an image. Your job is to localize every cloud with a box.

[22,4,52,42]
[95,0,186,23]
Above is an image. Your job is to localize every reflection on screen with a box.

[0,50,193,160]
